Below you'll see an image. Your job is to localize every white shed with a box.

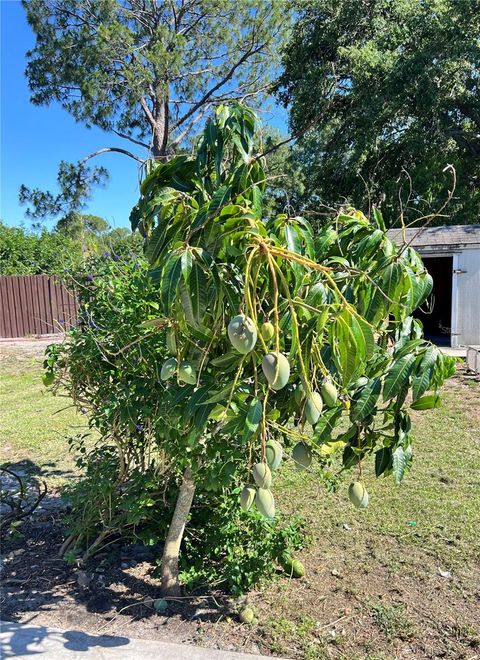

[387,225,480,348]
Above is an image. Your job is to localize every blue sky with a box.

[1,0,142,230]
[1,1,288,232]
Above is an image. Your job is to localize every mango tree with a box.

[128,104,455,595]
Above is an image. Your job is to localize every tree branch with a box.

[112,130,150,149]
[81,147,145,164]
[171,39,270,130]
[139,95,156,128]
[169,103,212,149]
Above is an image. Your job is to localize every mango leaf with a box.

[408,269,433,310]
[375,446,392,476]
[373,208,386,231]
[161,252,182,309]
[210,352,242,369]
[189,263,208,325]
[318,440,345,456]
[285,223,303,287]
[353,314,375,359]
[392,446,407,484]
[365,261,402,322]
[178,280,195,325]
[314,408,342,442]
[200,383,247,406]
[410,394,441,410]
[245,398,262,433]
[330,309,366,385]
[242,398,263,442]
[191,185,232,230]
[383,353,416,401]
[144,223,168,265]
[342,444,361,468]
[393,339,424,360]
[350,378,381,423]
[412,345,438,400]
[180,250,193,283]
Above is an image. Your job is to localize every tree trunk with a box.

[161,467,196,596]
[152,97,169,160]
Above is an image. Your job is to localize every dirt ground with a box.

[1,506,479,659]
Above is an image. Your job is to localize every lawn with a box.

[0,348,85,483]
[1,348,479,659]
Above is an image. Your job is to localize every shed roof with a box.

[387,224,480,249]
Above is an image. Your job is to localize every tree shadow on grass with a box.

[0,458,76,481]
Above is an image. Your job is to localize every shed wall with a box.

[455,248,480,346]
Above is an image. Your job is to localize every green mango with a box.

[348,481,369,508]
[239,606,255,624]
[304,391,323,425]
[252,462,272,489]
[255,488,275,518]
[292,442,312,470]
[42,372,54,387]
[178,361,197,385]
[262,352,290,390]
[160,357,177,380]
[260,321,275,342]
[283,558,305,578]
[321,381,338,407]
[239,485,256,512]
[227,314,257,354]
[266,439,283,470]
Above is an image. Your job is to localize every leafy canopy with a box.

[49,103,455,588]
[0,219,142,275]
[277,0,480,225]
[129,103,454,496]
[0,222,81,275]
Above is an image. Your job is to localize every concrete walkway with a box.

[0,620,273,659]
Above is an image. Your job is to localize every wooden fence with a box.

[0,275,78,338]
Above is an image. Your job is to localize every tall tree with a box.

[277,0,480,226]
[20,0,289,219]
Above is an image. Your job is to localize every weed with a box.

[367,599,415,641]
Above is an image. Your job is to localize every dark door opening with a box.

[415,256,453,346]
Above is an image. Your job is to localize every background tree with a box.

[20,0,290,220]
[56,214,110,238]
[0,220,142,275]
[0,222,81,274]
[277,0,480,226]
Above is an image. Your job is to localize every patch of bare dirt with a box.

[2,510,479,659]
[1,513,265,656]
[0,337,62,367]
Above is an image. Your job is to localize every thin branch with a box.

[112,130,150,149]
[171,39,270,130]
[81,147,145,164]
[169,103,212,148]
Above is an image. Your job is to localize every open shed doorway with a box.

[415,256,453,346]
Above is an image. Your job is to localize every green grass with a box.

[0,360,87,481]
[276,380,480,567]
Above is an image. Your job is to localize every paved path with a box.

[0,620,275,659]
